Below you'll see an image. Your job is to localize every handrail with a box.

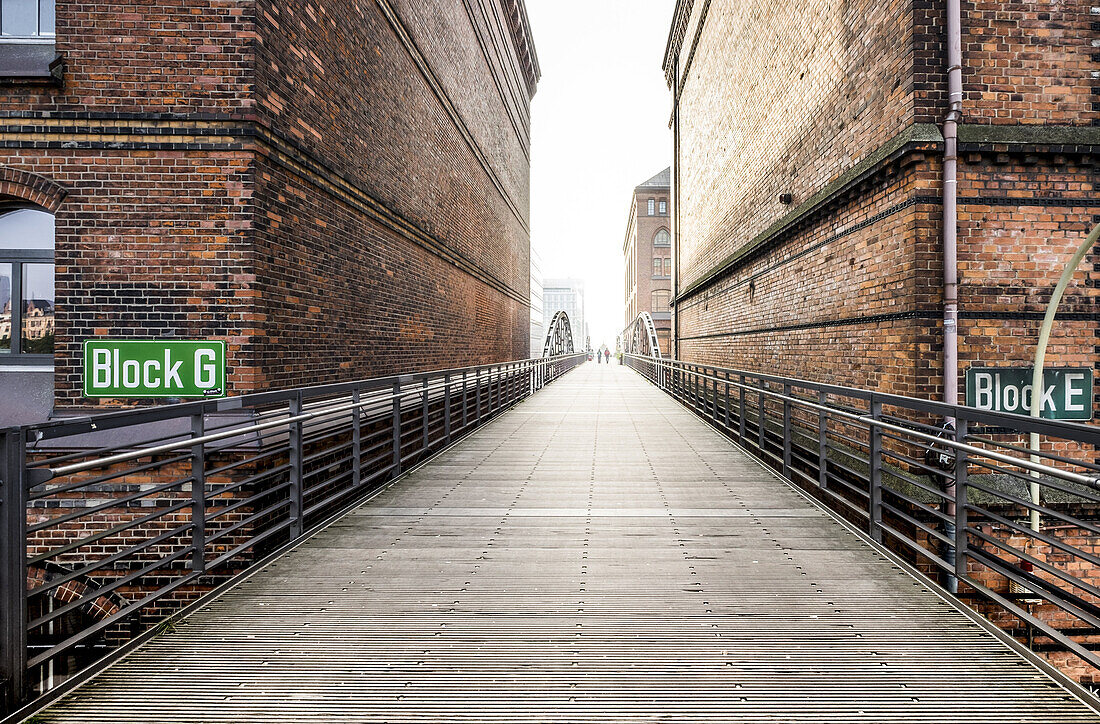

[623,352,1100,677]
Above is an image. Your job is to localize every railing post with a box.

[391,379,402,477]
[190,412,206,573]
[782,383,792,479]
[443,373,452,443]
[817,390,828,489]
[738,374,746,443]
[288,392,304,538]
[869,396,883,543]
[954,415,969,579]
[476,368,483,423]
[462,371,469,428]
[757,378,766,450]
[0,429,28,711]
[421,374,430,453]
[723,372,731,432]
[351,387,362,488]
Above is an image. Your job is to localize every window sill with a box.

[0,43,63,84]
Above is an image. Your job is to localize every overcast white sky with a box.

[527,0,675,349]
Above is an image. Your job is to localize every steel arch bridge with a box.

[541,310,575,358]
[625,311,662,358]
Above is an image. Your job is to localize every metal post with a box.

[954,416,969,579]
[421,375,430,452]
[443,373,452,443]
[869,397,883,543]
[476,368,483,423]
[391,379,402,477]
[351,387,362,487]
[462,371,469,429]
[738,374,746,443]
[723,372,731,432]
[782,383,792,478]
[190,412,206,573]
[0,430,28,710]
[288,393,304,539]
[817,390,828,489]
[757,379,766,451]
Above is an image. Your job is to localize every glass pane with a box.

[1,0,39,36]
[21,263,53,354]
[0,208,54,250]
[0,262,10,353]
[664,258,672,275]
[39,0,53,35]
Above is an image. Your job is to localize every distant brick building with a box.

[0,0,539,424]
[623,168,672,355]
[664,0,1098,412]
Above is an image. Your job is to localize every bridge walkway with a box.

[36,364,1099,722]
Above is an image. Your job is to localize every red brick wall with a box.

[0,0,537,412]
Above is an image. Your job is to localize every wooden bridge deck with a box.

[36,364,1099,722]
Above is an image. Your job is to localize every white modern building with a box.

[543,278,587,352]
[529,247,544,356]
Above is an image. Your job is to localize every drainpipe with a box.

[941,0,963,595]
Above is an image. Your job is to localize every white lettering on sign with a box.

[92,349,111,389]
[143,359,160,388]
[195,349,216,388]
[164,350,183,389]
[1065,372,1086,412]
[972,372,1057,413]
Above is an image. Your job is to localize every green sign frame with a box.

[965,366,1093,421]
[83,340,227,399]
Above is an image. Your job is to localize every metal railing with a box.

[0,353,585,715]
[625,353,1100,676]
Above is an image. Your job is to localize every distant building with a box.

[623,168,671,355]
[543,279,586,352]
[530,248,544,356]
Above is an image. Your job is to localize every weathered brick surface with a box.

[0,0,538,410]
[623,174,672,354]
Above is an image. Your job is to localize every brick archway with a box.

[0,166,68,212]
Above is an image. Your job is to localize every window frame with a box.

[652,257,662,276]
[0,204,55,365]
[0,0,55,40]
[654,228,671,247]
[659,200,667,215]
[647,198,655,216]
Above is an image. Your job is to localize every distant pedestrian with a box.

[603,349,610,364]
[597,349,602,363]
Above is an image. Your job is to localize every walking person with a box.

[603,348,610,364]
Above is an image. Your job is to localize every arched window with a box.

[654,229,670,247]
[651,289,670,313]
[0,206,55,357]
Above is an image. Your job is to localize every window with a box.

[651,289,670,312]
[654,229,670,247]
[664,257,672,276]
[0,0,55,38]
[647,199,655,216]
[659,200,667,215]
[653,257,662,276]
[1,206,55,359]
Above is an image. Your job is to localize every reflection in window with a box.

[654,229,670,247]
[0,262,10,352]
[0,206,55,357]
[21,263,53,353]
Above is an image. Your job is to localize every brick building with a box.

[664,0,1098,412]
[623,167,672,355]
[0,0,539,425]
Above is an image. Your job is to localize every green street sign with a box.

[83,340,227,398]
[965,367,1093,421]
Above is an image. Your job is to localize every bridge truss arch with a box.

[626,311,662,359]
[542,311,575,358]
